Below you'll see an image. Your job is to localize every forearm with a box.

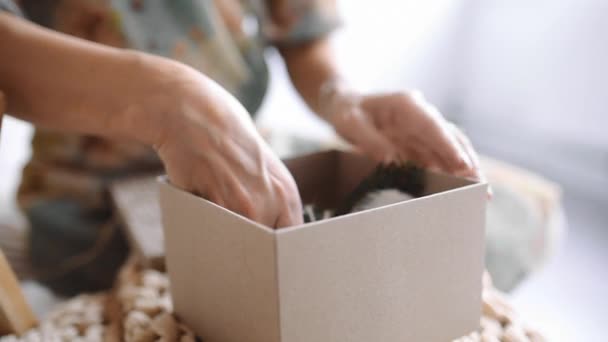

[279,38,344,117]
[0,13,178,145]
[0,15,305,227]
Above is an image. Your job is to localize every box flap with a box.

[159,180,281,342]
[275,183,487,342]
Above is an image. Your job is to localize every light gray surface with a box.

[510,192,608,342]
[160,181,280,342]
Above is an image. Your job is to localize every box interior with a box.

[284,150,477,212]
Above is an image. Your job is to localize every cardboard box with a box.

[159,150,487,342]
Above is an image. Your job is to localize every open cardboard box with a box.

[159,150,487,342]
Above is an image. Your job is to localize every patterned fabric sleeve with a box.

[263,0,340,45]
[0,0,23,16]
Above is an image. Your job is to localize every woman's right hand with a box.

[135,58,303,228]
[0,12,301,227]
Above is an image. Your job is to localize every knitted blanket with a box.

[0,261,545,342]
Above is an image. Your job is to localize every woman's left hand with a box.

[319,86,484,182]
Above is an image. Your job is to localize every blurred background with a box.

[1,0,606,340]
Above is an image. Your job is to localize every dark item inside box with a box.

[284,151,426,223]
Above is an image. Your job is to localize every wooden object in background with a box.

[0,249,37,336]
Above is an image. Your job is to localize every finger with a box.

[399,146,431,168]
[393,132,446,171]
[450,126,493,198]
[409,142,445,171]
[275,204,303,228]
[221,172,260,222]
[272,177,303,229]
[426,123,471,172]
[450,125,483,181]
[345,111,397,163]
[414,104,472,172]
[266,160,304,228]
[207,193,226,209]
[201,151,266,222]
[394,92,470,171]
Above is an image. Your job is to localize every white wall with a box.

[442,0,608,201]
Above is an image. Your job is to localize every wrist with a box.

[115,52,195,147]
[317,77,360,123]
[121,52,253,151]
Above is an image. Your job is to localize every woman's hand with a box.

[142,62,303,228]
[0,13,302,228]
[1,10,481,228]
[319,84,483,182]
